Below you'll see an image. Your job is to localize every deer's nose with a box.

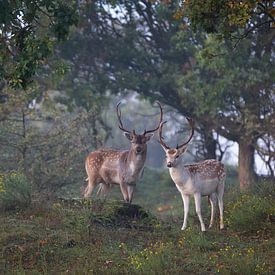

[136,147,142,153]
[167,162,172,168]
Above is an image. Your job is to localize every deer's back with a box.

[86,148,127,169]
[184,159,226,181]
[85,149,131,184]
[170,160,225,195]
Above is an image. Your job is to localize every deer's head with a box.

[116,101,163,155]
[158,117,195,168]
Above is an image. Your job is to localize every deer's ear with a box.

[145,133,154,141]
[124,132,133,140]
[178,145,187,155]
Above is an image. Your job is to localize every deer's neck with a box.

[126,148,147,175]
[169,160,190,185]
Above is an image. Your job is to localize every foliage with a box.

[179,227,213,251]
[0,179,274,274]
[178,34,274,187]
[57,0,275,188]
[178,0,275,41]
[0,90,111,194]
[0,0,78,89]
[0,172,31,211]
[128,240,173,272]
[249,178,275,198]
[183,0,256,32]
[226,193,273,232]
[209,243,270,274]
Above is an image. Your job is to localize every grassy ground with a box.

[0,168,274,274]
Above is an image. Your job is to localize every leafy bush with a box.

[226,194,273,232]
[0,172,32,211]
[248,180,275,199]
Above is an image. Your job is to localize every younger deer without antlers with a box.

[84,101,163,203]
[159,118,226,231]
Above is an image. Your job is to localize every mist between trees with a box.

[0,0,274,196]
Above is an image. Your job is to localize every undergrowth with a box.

[0,172,31,211]
[0,168,274,274]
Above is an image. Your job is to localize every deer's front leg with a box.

[120,183,130,203]
[127,185,135,204]
[194,193,206,232]
[181,194,190,230]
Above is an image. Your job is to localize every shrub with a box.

[249,180,275,199]
[0,172,32,211]
[226,194,273,232]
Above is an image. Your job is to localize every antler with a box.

[176,117,195,149]
[143,101,163,135]
[158,117,195,150]
[116,101,163,135]
[158,121,170,150]
[116,102,131,134]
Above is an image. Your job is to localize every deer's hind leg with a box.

[208,193,217,229]
[84,162,102,198]
[217,180,225,229]
[96,182,112,197]
[194,193,206,232]
[84,175,98,198]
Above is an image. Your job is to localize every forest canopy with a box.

[0,0,274,192]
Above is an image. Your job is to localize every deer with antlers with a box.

[158,118,226,231]
[84,101,163,203]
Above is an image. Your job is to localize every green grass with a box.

[0,168,274,274]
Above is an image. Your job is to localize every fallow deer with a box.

[158,118,226,231]
[84,101,163,203]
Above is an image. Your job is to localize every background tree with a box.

[57,0,274,189]
[178,0,275,44]
[1,0,273,194]
[0,0,78,90]
[178,35,274,189]
[0,87,111,195]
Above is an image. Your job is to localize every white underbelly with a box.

[175,178,219,196]
[199,179,219,195]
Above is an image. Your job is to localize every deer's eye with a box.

[175,155,179,159]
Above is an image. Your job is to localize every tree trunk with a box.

[238,140,256,190]
[204,132,217,160]
[201,125,217,160]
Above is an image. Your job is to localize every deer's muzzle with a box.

[167,162,173,168]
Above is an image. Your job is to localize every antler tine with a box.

[116,102,131,133]
[158,121,170,150]
[176,116,195,149]
[143,101,163,135]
